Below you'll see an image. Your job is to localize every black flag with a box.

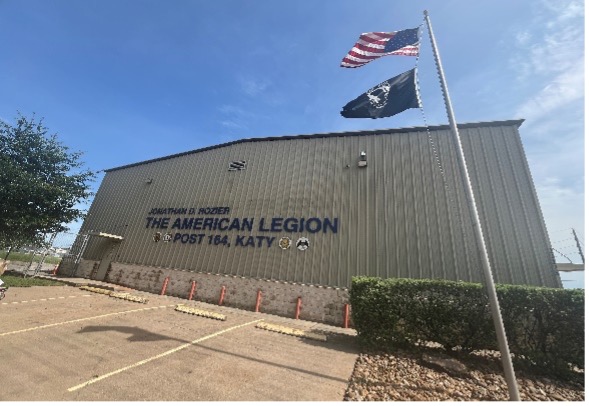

[341,68,420,119]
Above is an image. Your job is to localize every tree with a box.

[0,113,96,251]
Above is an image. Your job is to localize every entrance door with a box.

[93,242,119,281]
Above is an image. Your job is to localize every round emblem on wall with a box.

[153,232,161,242]
[162,232,173,242]
[278,237,291,249]
[296,237,310,251]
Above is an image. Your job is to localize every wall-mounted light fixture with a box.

[358,151,367,167]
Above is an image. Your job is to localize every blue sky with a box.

[0,0,584,274]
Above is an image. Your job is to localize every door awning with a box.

[88,231,124,241]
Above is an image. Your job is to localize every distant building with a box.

[59,120,561,324]
[556,263,584,272]
[52,247,69,258]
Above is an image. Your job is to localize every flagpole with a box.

[423,10,520,401]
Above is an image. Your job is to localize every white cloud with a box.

[508,0,584,265]
[217,103,274,132]
[238,76,271,96]
[515,61,584,123]
[220,120,245,130]
[510,0,583,81]
[515,30,531,46]
[219,104,248,116]
[536,179,584,253]
[543,0,584,25]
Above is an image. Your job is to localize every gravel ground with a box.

[344,348,584,401]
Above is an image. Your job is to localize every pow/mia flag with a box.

[341,68,420,119]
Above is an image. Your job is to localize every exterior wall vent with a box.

[228,160,246,171]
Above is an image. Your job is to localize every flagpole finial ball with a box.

[423,10,429,16]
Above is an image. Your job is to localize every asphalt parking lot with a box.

[0,285,358,401]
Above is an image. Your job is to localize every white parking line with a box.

[67,318,264,392]
[1,295,92,305]
[3,295,95,305]
[0,305,173,337]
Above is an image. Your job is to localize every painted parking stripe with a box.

[1,295,94,306]
[0,305,173,337]
[67,318,264,392]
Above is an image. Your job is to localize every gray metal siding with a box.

[79,122,560,288]
[461,125,558,286]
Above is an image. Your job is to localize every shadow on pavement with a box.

[77,325,190,344]
[306,330,360,354]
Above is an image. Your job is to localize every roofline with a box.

[105,119,525,173]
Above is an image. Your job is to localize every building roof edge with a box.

[105,119,525,173]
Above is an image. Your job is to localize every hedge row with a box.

[350,277,584,375]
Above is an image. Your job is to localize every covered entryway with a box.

[88,232,124,281]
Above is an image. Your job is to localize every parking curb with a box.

[80,286,112,295]
[109,292,149,304]
[255,321,327,342]
[175,304,226,320]
[80,286,149,303]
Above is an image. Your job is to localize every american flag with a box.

[340,27,420,68]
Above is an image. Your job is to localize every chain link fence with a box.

[4,231,85,278]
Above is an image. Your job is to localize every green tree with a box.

[0,113,95,251]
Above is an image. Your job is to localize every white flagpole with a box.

[423,10,520,401]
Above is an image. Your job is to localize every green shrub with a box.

[497,284,584,371]
[350,277,584,376]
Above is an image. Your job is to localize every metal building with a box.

[60,120,561,322]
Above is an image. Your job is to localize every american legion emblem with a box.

[278,237,291,249]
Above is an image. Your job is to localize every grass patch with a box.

[0,251,61,265]
[0,274,65,287]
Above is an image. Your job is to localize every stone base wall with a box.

[57,259,98,279]
[103,262,351,326]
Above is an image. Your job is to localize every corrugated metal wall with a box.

[79,121,561,288]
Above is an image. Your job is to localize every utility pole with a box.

[571,228,584,264]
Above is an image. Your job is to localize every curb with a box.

[109,292,149,304]
[80,286,149,303]
[255,321,327,342]
[175,304,226,320]
[80,286,112,295]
